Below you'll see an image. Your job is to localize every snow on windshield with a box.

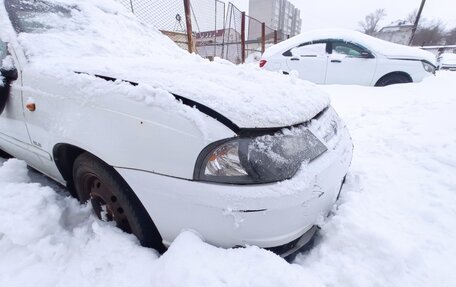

[5,0,75,33]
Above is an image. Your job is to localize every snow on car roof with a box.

[0,0,330,129]
[263,28,437,65]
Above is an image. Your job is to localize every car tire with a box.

[0,148,12,159]
[375,74,412,87]
[73,152,165,252]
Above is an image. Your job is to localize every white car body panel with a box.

[116,111,353,248]
[19,65,236,181]
[0,52,45,170]
[286,56,328,84]
[285,42,328,84]
[326,53,377,85]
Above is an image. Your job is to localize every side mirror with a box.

[0,67,18,81]
[360,51,374,59]
[0,66,17,116]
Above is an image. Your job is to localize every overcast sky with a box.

[228,0,456,31]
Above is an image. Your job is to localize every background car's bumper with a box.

[116,124,353,251]
[440,65,456,71]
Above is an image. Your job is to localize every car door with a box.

[0,39,42,165]
[325,40,377,85]
[285,41,329,84]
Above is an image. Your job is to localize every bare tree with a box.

[358,9,387,35]
[445,27,456,45]
[406,10,418,24]
[410,19,446,46]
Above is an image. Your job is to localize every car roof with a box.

[263,28,436,65]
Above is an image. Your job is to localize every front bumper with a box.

[115,123,352,254]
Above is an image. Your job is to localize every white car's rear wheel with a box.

[73,152,165,252]
[376,74,411,86]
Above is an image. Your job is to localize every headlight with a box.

[194,126,328,184]
[422,61,436,74]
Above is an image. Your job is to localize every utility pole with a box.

[183,0,194,53]
[409,0,426,46]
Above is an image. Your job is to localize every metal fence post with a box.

[274,30,278,44]
[183,0,194,53]
[241,11,246,63]
[261,22,266,53]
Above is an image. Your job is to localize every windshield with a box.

[5,0,75,33]
[0,0,187,64]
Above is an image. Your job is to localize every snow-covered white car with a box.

[260,29,437,86]
[437,53,456,71]
[0,0,353,257]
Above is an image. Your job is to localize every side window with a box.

[331,41,365,58]
[290,42,328,57]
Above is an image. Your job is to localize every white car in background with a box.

[437,53,456,71]
[260,29,437,86]
[0,0,353,257]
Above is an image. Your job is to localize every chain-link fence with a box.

[265,25,277,48]
[222,2,243,64]
[192,0,226,60]
[245,15,263,63]
[117,0,190,50]
[116,0,290,64]
[277,30,290,42]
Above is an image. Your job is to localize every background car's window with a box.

[291,43,327,57]
[5,0,75,33]
[331,41,365,57]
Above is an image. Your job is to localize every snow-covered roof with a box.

[380,20,414,30]
[263,29,436,65]
[0,0,330,129]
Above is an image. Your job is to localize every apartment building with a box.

[249,0,302,37]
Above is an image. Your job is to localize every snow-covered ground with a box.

[1,72,455,287]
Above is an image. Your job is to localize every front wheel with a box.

[73,152,165,252]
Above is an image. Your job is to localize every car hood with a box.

[52,56,330,130]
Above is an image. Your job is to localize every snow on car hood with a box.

[0,0,329,129]
[263,29,437,65]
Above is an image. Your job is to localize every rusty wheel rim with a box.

[82,173,132,233]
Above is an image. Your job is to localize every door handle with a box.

[291,58,300,61]
[331,59,342,63]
